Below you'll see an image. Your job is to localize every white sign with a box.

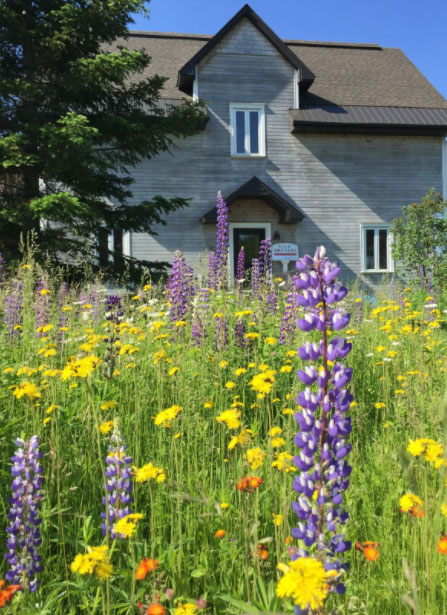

[272,243,299,261]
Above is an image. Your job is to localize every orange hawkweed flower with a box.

[437,533,447,555]
[356,541,380,561]
[215,529,226,539]
[146,603,166,615]
[0,581,21,607]
[135,557,159,580]
[237,476,264,492]
[256,544,269,560]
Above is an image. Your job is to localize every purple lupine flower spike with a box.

[259,238,272,284]
[236,247,245,283]
[251,258,262,299]
[4,281,23,340]
[214,191,229,289]
[214,313,228,351]
[291,246,352,598]
[234,318,246,347]
[167,251,195,324]
[101,427,134,538]
[5,435,44,591]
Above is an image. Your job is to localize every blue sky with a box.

[130,0,447,101]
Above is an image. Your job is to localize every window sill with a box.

[360,270,394,274]
[231,155,267,159]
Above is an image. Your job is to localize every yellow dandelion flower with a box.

[13,381,41,400]
[132,462,166,483]
[272,513,283,526]
[375,402,386,409]
[264,337,277,345]
[235,368,247,376]
[280,365,293,373]
[245,447,266,470]
[99,421,115,434]
[216,409,241,430]
[113,513,143,538]
[225,381,236,389]
[169,367,179,376]
[276,557,330,611]
[101,401,118,411]
[400,493,423,512]
[203,401,213,409]
[153,405,182,428]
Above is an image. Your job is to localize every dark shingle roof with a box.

[290,105,447,136]
[120,21,447,109]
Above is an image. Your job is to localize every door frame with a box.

[229,222,271,284]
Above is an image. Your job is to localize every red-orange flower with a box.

[237,476,264,492]
[437,533,447,555]
[0,580,21,607]
[146,603,166,615]
[135,557,159,580]
[355,541,380,561]
[256,544,269,560]
[215,529,226,539]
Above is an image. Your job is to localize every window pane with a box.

[236,111,245,154]
[249,111,259,154]
[379,229,388,270]
[365,229,375,269]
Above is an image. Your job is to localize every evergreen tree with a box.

[0,0,205,274]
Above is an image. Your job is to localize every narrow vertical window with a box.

[365,229,375,270]
[236,111,245,154]
[362,226,392,272]
[230,104,265,157]
[249,111,259,154]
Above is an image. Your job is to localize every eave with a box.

[200,176,304,224]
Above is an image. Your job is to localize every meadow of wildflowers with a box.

[1,200,447,614]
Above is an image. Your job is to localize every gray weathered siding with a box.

[129,17,444,280]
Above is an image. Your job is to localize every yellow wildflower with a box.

[133,462,166,483]
[272,451,295,473]
[153,405,182,428]
[249,370,276,395]
[225,381,236,389]
[400,493,423,512]
[99,421,115,434]
[101,400,118,411]
[216,409,241,430]
[280,365,293,373]
[272,513,283,526]
[169,367,179,376]
[13,381,41,400]
[276,557,331,611]
[113,513,143,538]
[203,401,213,409]
[246,447,266,470]
[228,429,252,450]
[71,546,112,579]
[264,337,277,345]
[174,604,197,615]
[235,368,247,376]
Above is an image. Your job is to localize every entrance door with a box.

[233,227,266,279]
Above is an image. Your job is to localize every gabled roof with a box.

[123,31,447,110]
[200,176,304,224]
[177,4,314,96]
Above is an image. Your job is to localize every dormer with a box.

[177,4,314,108]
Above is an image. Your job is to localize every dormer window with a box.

[230,103,265,157]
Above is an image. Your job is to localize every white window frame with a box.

[229,222,271,283]
[293,69,300,109]
[360,224,394,273]
[229,103,266,157]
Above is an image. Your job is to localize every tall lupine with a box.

[234,318,246,348]
[213,191,229,289]
[5,436,44,592]
[266,290,278,314]
[167,250,195,323]
[236,247,245,283]
[291,246,352,603]
[102,427,134,538]
[192,288,211,346]
[258,238,272,285]
[103,295,124,379]
[4,282,23,340]
[251,258,262,299]
[214,313,228,351]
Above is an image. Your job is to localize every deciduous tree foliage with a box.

[392,189,447,290]
[0,0,205,273]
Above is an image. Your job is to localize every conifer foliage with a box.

[0,0,205,271]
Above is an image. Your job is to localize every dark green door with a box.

[233,227,266,278]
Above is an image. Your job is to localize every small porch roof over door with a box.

[200,176,304,224]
